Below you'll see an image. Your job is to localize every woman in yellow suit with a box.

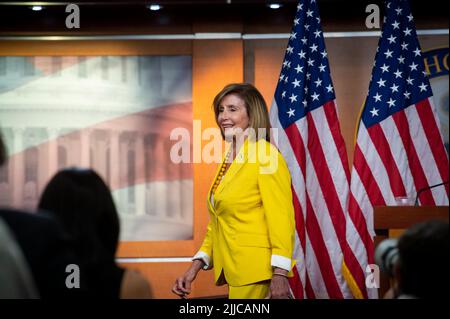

[172,83,296,299]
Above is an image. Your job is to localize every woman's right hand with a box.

[172,259,204,298]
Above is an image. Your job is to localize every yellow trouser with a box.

[228,281,270,299]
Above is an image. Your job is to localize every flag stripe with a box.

[348,194,375,264]
[290,265,304,299]
[309,103,350,216]
[292,185,306,253]
[303,229,329,298]
[304,122,356,297]
[353,144,386,206]
[283,117,345,298]
[392,108,435,204]
[285,124,307,178]
[304,270,315,299]
[340,241,369,299]
[405,104,449,204]
[283,153,318,299]
[287,123,343,298]
[291,189,306,299]
[312,102,369,297]
[308,114,370,298]
[357,124,395,203]
[350,166,376,237]
[322,101,351,182]
[379,114,417,198]
[306,112,346,242]
[415,99,450,195]
[367,124,408,198]
[305,194,344,298]
[349,165,378,299]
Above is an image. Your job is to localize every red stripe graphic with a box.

[5,102,192,196]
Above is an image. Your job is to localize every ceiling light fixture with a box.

[148,4,162,11]
[31,5,43,11]
[268,3,282,10]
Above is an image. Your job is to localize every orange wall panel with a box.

[192,39,244,244]
[121,40,243,299]
[0,40,192,56]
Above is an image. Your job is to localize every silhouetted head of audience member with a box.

[1,132,87,298]
[395,220,449,299]
[38,168,120,268]
[0,131,6,167]
[37,168,152,298]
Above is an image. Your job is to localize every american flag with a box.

[269,0,369,298]
[349,0,449,298]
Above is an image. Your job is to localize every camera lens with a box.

[375,238,399,276]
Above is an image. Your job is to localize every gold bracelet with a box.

[273,272,289,278]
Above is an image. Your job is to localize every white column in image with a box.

[134,132,145,216]
[80,128,91,168]
[109,130,120,189]
[153,137,166,218]
[46,127,59,181]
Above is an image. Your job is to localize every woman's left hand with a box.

[268,274,292,299]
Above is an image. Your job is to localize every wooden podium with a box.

[373,205,449,296]
[374,205,449,239]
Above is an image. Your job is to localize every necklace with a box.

[211,148,232,194]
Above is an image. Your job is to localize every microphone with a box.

[414,181,449,206]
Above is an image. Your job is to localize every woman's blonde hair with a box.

[213,83,271,141]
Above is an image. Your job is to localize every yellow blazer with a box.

[198,138,296,287]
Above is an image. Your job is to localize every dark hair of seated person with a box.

[397,220,449,299]
[38,168,123,298]
[0,131,6,166]
[1,132,87,298]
